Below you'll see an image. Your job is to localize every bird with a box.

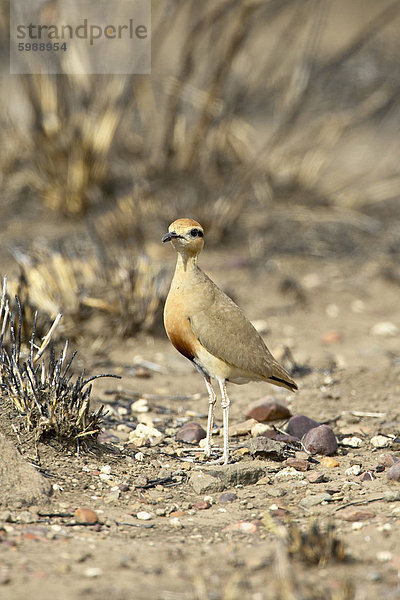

[162,218,297,464]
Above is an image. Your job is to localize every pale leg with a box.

[203,376,217,458]
[218,379,230,465]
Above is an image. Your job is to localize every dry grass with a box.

[0,277,116,445]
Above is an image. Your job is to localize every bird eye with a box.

[190,228,203,238]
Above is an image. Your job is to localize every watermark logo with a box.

[10,0,151,74]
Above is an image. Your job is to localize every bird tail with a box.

[266,362,298,391]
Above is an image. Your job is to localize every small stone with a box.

[371,435,392,449]
[84,567,103,578]
[100,465,112,475]
[130,398,149,413]
[189,472,225,495]
[387,463,400,481]
[307,471,326,483]
[336,507,375,522]
[136,511,153,520]
[223,521,259,534]
[249,437,287,461]
[251,423,273,437]
[286,415,320,439]
[275,467,305,481]
[193,501,211,510]
[384,490,400,502]
[128,424,163,446]
[376,551,392,562]
[359,471,375,481]
[300,493,332,508]
[341,436,363,448]
[303,425,338,456]
[371,322,398,337]
[246,398,291,422]
[285,458,309,472]
[176,422,206,444]
[74,508,98,524]
[378,453,400,468]
[218,492,238,503]
[229,419,258,437]
[345,465,362,477]
[155,507,166,516]
[321,331,342,344]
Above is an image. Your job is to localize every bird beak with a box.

[162,232,181,243]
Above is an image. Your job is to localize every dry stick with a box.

[336,497,385,512]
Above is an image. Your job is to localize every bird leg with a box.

[203,376,217,458]
[218,379,230,465]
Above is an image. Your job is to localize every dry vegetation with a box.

[0,277,114,445]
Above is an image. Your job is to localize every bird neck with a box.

[175,250,199,274]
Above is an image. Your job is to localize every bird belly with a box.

[193,343,261,384]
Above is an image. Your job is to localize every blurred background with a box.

[1,0,400,341]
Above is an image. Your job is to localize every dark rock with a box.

[218,492,238,503]
[286,415,320,439]
[246,398,291,422]
[249,437,287,461]
[261,430,299,443]
[303,425,338,456]
[176,422,206,443]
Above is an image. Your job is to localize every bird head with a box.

[162,218,204,255]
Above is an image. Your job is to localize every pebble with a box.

[229,419,258,437]
[320,457,340,468]
[136,511,153,521]
[387,463,400,481]
[378,453,399,468]
[218,492,238,503]
[251,423,273,437]
[223,521,259,534]
[371,435,392,449]
[303,425,338,456]
[341,436,363,448]
[359,471,375,481]
[336,507,375,522]
[376,551,392,562]
[130,399,149,413]
[74,508,99,524]
[285,458,309,472]
[193,501,211,510]
[384,490,400,502]
[321,331,342,344]
[84,567,103,578]
[300,493,332,508]
[128,424,163,446]
[246,398,291,422]
[307,471,326,483]
[275,467,305,481]
[249,437,287,461]
[176,422,206,443]
[345,465,362,477]
[100,465,112,475]
[370,322,398,337]
[286,415,320,439]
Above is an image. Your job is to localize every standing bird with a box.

[162,218,297,464]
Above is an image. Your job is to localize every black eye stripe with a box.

[190,228,203,238]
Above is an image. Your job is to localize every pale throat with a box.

[175,249,199,273]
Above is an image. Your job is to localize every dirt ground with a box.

[1,210,400,600]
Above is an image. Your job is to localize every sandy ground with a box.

[1,229,400,600]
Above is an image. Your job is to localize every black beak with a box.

[162,231,182,243]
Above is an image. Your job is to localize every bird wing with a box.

[189,275,293,386]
